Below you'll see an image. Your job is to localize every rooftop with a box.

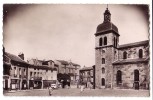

[5,52,28,64]
[80,66,93,71]
[57,60,69,65]
[118,40,149,49]
[113,58,149,65]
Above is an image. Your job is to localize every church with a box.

[95,7,149,90]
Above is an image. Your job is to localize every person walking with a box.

[67,79,70,89]
[76,79,79,88]
[48,85,53,96]
[89,82,93,89]
[80,82,84,92]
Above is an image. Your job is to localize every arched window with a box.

[101,78,105,86]
[99,38,102,46]
[134,69,139,81]
[102,68,105,74]
[116,70,122,85]
[114,37,116,47]
[104,36,107,45]
[102,58,105,64]
[123,51,127,59]
[116,38,118,47]
[139,49,143,58]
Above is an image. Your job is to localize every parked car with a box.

[50,80,59,89]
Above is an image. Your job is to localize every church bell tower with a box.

[95,6,120,89]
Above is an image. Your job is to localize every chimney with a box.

[18,53,24,60]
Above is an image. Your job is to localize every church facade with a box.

[95,8,149,90]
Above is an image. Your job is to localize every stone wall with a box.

[118,45,149,60]
[95,32,119,88]
[113,63,149,89]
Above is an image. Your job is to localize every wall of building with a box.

[95,32,120,88]
[113,62,149,89]
[118,45,149,60]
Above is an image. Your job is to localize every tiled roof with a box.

[57,60,69,65]
[95,22,119,36]
[113,58,149,65]
[71,62,80,66]
[80,66,93,71]
[5,52,28,64]
[119,40,149,49]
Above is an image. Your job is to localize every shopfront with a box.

[3,75,10,90]
[22,80,27,90]
[10,79,20,90]
[29,77,42,89]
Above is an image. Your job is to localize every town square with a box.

[2,4,151,98]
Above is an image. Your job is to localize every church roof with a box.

[96,21,119,36]
[95,7,119,36]
[118,40,149,49]
[113,58,149,65]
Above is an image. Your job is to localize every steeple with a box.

[104,5,111,22]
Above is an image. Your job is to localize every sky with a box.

[3,4,149,67]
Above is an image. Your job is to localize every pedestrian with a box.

[80,82,84,92]
[48,85,53,96]
[67,80,70,89]
[76,79,79,88]
[89,82,93,89]
[61,80,64,88]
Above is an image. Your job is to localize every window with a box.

[101,78,105,86]
[69,68,71,73]
[116,70,122,85]
[24,69,26,75]
[34,72,36,77]
[102,58,105,64]
[30,72,32,77]
[87,71,90,75]
[139,49,143,58]
[104,36,107,45]
[37,72,39,77]
[19,68,21,75]
[134,70,139,81]
[114,37,116,47]
[14,67,17,77]
[102,50,105,53]
[116,38,118,47]
[19,68,21,78]
[99,37,102,46]
[123,51,127,59]
[102,68,105,74]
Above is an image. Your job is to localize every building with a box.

[95,7,149,89]
[27,59,57,89]
[3,51,29,90]
[79,65,95,89]
[55,60,81,83]
[3,49,11,90]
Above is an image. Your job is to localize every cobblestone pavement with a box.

[3,88,150,97]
